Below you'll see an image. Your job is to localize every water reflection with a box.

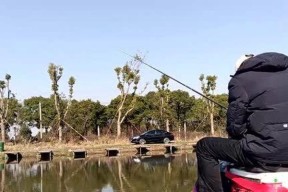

[0,153,197,192]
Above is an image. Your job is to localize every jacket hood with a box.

[236,52,288,74]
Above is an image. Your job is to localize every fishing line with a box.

[121,51,227,110]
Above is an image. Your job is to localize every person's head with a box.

[235,54,254,71]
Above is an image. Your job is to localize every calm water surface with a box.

[0,153,197,192]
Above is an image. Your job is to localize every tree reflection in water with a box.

[0,153,197,192]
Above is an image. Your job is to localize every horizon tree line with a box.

[0,56,228,143]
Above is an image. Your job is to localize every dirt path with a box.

[0,141,196,160]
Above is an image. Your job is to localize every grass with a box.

[0,131,225,159]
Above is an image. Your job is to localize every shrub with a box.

[19,124,32,141]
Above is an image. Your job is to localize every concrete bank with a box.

[0,142,196,162]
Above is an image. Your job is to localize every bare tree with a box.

[114,55,146,137]
[48,64,75,142]
[199,74,217,135]
[154,75,171,131]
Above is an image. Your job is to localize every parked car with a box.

[130,129,174,145]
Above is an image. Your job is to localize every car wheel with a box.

[163,138,170,144]
[139,139,146,145]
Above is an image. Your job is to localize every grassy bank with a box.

[3,131,206,151]
[0,135,200,161]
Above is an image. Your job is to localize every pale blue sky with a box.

[1,1,287,105]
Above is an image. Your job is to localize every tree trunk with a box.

[166,119,169,132]
[210,112,214,135]
[117,121,121,137]
[116,105,123,137]
[0,119,4,142]
[184,121,187,141]
[178,124,181,139]
[39,102,43,139]
[161,97,164,117]
[59,125,62,142]
[0,89,6,142]
[117,119,121,137]
[97,125,100,138]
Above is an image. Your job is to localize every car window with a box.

[155,130,163,134]
[141,130,151,135]
[146,130,156,135]
[156,130,166,134]
[141,131,148,135]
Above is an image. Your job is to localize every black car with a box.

[131,129,174,145]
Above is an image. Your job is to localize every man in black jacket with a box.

[195,52,288,192]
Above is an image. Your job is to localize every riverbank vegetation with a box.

[0,55,228,145]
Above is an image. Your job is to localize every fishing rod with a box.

[122,51,228,110]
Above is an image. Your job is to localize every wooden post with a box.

[39,102,43,139]
[97,125,100,138]
[184,121,187,141]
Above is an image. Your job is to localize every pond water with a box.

[0,153,197,192]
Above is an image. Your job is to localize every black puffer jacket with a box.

[227,52,288,164]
